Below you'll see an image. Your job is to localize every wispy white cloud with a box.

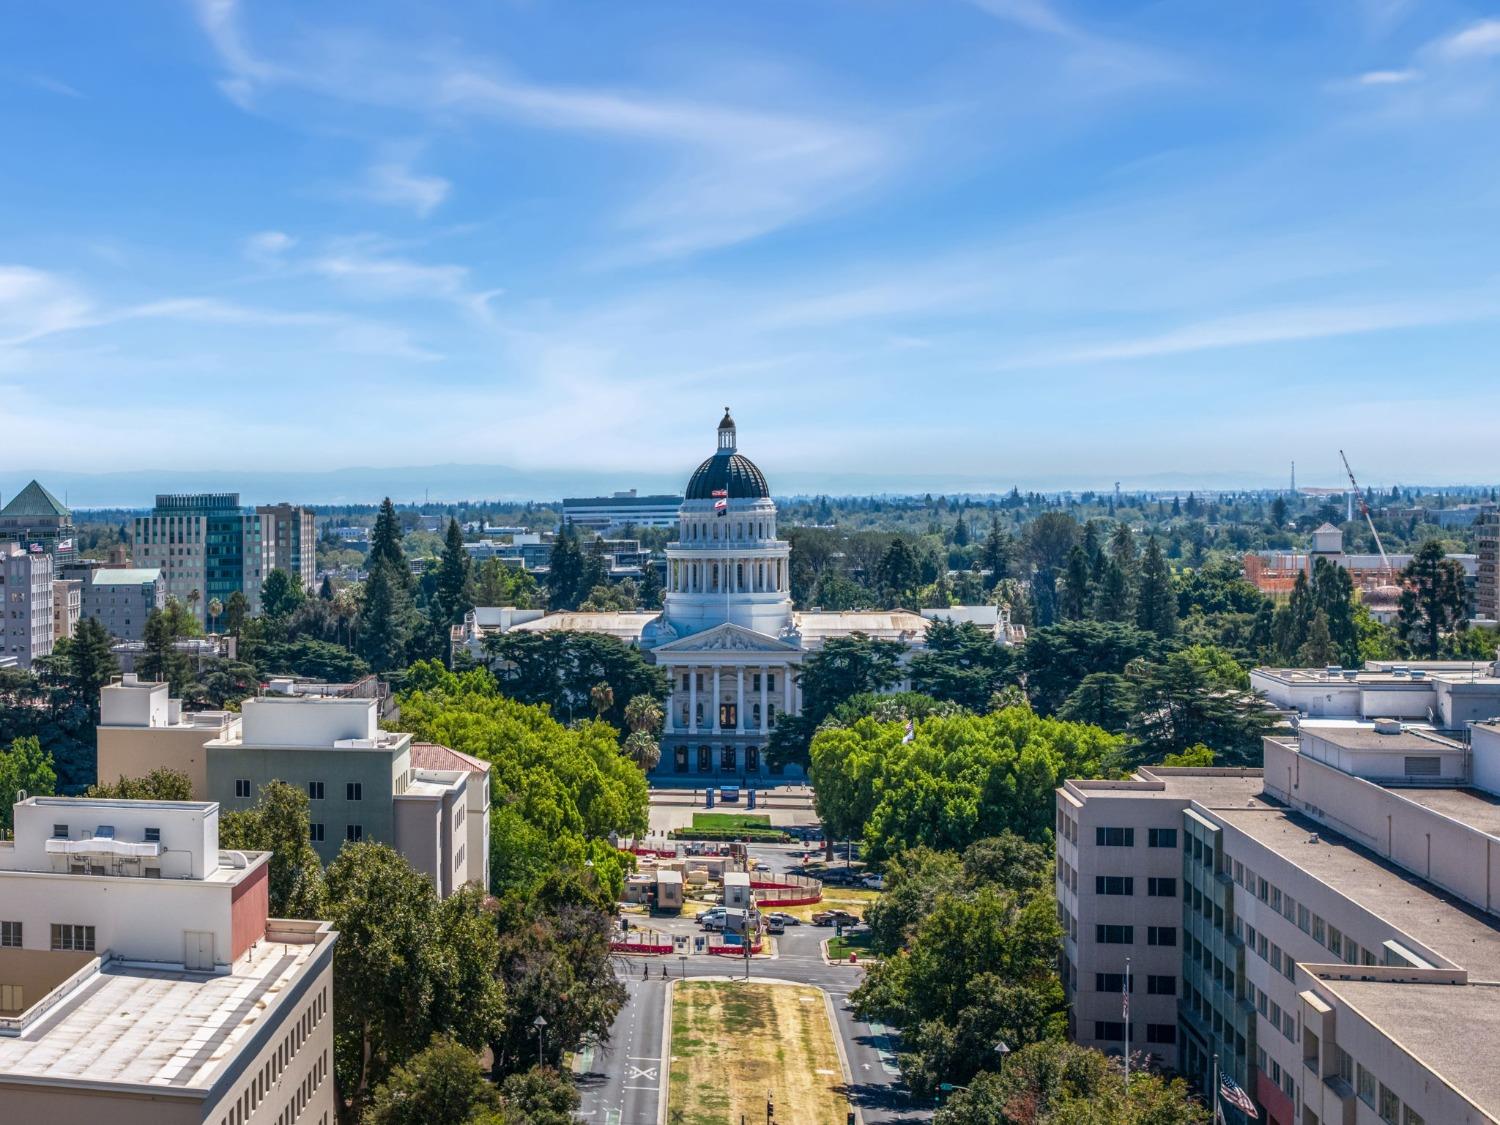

[191,1,893,258]
[243,230,296,263]
[1355,69,1420,85]
[1435,19,1500,61]
[0,266,98,346]
[359,156,450,217]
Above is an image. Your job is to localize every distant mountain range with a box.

[0,464,1467,510]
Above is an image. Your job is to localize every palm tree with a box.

[589,681,615,721]
[624,695,664,736]
[207,597,223,635]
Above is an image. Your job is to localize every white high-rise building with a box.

[0,546,54,669]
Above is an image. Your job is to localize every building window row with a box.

[219,986,328,1125]
[50,923,95,951]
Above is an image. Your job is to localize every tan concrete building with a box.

[1058,717,1500,1125]
[255,503,317,592]
[97,677,490,895]
[0,796,336,1125]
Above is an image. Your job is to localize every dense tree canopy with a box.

[481,630,666,730]
[810,707,1119,858]
[396,663,648,896]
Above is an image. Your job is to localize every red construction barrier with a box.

[755,893,822,907]
[708,940,763,956]
[611,941,674,955]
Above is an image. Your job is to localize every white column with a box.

[760,664,769,734]
[737,666,745,732]
[712,666,722,733]
[784,662,794,716]
[664,666,676,734]
[689,666,698,733]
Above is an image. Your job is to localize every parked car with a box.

[765,918,785,935]
[701,914,729,932]
[767,911,801,926]
[812,909,859,927]
[819,868,863,887]
[861,873,886,890]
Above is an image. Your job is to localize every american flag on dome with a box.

[1218,1074,1258,1118]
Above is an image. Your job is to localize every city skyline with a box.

[4,1,1500,484]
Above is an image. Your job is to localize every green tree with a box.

[621,695,664,772]
[935,1039,1208,1124]
[359,559,419,674]
[481,631,666,730]
[68,617,119,724]
[865,846,966,955]
[770,633,905,770]
[1015,620,1162,715]
[0,736,56,831]
[1058,545,1093,621]
[86,767,195,800]
[1057,671,1137,733]
[875,537,921,608]
[1135,536,1177,638]
[1126,645,1274,767]
[362,1036,501,1125]
[909,620,1011,712]
[545,529,586,611]
[325,844,507,1120]
[261,568,307,625]
[397,663,648,896]
[497,1067,580,1125]
[219,780,327,918]
[1397,540,1470,658]
[225,589,250,634]
[433,519,475,638]
[370,498,410,585]
[979,520,1014,588]
[637,558,664,609]
[141,600,195,691]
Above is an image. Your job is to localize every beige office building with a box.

[97,676,490,896]
[256,503,318,592]
[1059,716,1500,1125]
[0,796,336,1125]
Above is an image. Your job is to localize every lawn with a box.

[826,930,876,961]
[690,812,773,831]
[667,981,850,1125]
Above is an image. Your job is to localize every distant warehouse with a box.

[562,489,682,532]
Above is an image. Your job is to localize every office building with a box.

[1057,716,1500,1124]
[0,547,54,669]
[97,676,488,895]
[256,503,318,591]
[0,795,336,1125]
[1251,657,1500,734]
[1478,511,1499,623]
[0,480,75,564]
[51,578,80,641]
[78,567,166,642]
[132,494,272,630]
[562,489,682,532]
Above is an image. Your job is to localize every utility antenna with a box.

[1290,461,1296,495]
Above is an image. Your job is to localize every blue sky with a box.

[3,0,1500,495]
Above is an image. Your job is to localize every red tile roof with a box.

[410,742,490,774]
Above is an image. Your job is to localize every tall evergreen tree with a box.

[1135,536,1177,638]
[1108,521,1137,578]
[875,537,921,608]
[319,574,336,601]
[1397,540,1469,658]
[546,528,585,611]
[359,559,417,673]
[1059,545,1093,620]
[370,497,411,588]
[1093,559,1133,622]
[434,519,474,628]
[637,558,664,609]
[69,617,119,724]
[979,519,1013,588]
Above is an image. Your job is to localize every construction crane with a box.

[1339,449,1395,581]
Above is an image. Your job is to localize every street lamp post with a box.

[678,953,688,979]
[533,1015,548,1067]
[995,1039,1011,1076]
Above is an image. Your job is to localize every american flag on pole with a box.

[1218,1073,1258,1118]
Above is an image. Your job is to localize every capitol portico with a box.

[455,409,1022,784]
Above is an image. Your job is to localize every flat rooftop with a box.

[0,935,327,1090]
[1397,788,1500,839]
[25,796,218,814]
[1296,725,1464,753]
[1063,769,1269,810]
[1315,976,1500,1117]
[1215,807,1500,971]
[1255,667,1500,686]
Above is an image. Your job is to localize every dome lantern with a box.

[717,408,736,452]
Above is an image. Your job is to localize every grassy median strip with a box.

[667,981,850,1125]
[690,812,773,831]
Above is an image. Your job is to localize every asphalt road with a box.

[574,912,930,1124]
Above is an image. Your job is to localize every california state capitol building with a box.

[455,409,1022,784]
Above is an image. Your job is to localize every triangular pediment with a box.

[652,621,800,654]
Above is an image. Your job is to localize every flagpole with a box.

[1212,1052,1221,1125]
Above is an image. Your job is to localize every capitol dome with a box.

[684,409,770,500]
